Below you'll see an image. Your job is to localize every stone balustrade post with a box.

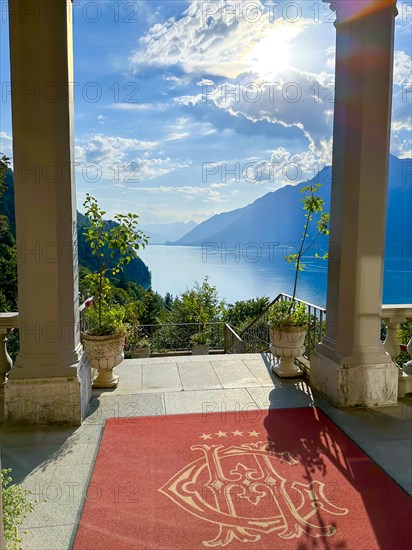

[383,317,406,360]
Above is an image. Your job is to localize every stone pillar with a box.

[4,0,91,424]
[310,0,399,407]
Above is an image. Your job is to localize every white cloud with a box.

[0,131,13,156]
[242,143,332,187]
[393,50,412,85]
[108,102,170,112]
[166,132,191,141]
[75,133,190,184]
[325,46,335,69]
[176,68,335,149]
[130,0,310,78]
[164,116,216,142]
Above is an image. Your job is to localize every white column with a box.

[310,0,399,407]
[5,0,91,423]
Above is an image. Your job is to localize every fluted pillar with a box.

[310,0,399,407]
[4,0,91,423]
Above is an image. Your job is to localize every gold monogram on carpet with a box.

[159,433,348,547]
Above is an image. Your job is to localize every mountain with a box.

[0,170,152,289]
[141,221,197,244]
[173,155,411,258]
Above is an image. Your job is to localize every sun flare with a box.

[247,25,301,76]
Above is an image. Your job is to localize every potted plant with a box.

[81,194,148,388]
[130,336,151,359]
[268,184,329,378]
[191,330,210,355]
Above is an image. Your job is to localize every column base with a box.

[3,354,92,425]
[310,350,398,408]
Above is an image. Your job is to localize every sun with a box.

[246,25,300,76]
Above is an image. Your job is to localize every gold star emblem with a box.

[200,434,212,440]
[232,430,243,437]
[215,431,227,438]
[249,431,260,437]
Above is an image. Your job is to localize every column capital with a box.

[323,0,398,26]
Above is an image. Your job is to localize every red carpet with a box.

[74,408,412,549]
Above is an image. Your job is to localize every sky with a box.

[0,0,411,225]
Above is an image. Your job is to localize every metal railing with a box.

[224,323,244,354]
[136,322,226,354]
[240,293,326,359]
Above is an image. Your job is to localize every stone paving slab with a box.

[141,362,182,393]
[241,359,279,386]
[247,381,315,410]
[84,392,165,425]
[359,438,412,488]
[177,361,223,390]
[211,360,262,388]
[97,362,143,395]
[164,388,257,415]
[22,524,75,550]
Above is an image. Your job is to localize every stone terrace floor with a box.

[1,353,411,549]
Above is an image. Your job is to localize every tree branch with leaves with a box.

[285,183,330,309]
[82,194,149,335]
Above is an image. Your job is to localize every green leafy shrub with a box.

[84,304,126,337]
[268,301,309,330]
[190,331,210,345]
[2,468,33,550]
[224,297,270,331]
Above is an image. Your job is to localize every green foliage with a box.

[0,155,11,199]
[139,290,165,325]
[190,330,210,345]
[224,297,270,330]
[81,195,148,335]
[267,300,309,330]
[83,304,126,337]
[2,468,33,550]
[134,336,150,348]
[396,319,412,366]
[0,155,17,312]
[77,213,151,290]
[164,292,174,310]
[124,300,145,350]
[171,277,223,329]
[285,184,329,302]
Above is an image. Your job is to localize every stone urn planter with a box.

[82,333,125,388]
[268,326,306,378]
[192,344,210,356]
[131,346,150,359]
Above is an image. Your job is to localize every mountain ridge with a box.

[173,156,411,258]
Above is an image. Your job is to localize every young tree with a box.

[82,194,148,333]
[285,183,329,306]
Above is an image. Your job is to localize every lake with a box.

[138,245,412,307]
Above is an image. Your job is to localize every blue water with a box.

[139,245,412,307]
